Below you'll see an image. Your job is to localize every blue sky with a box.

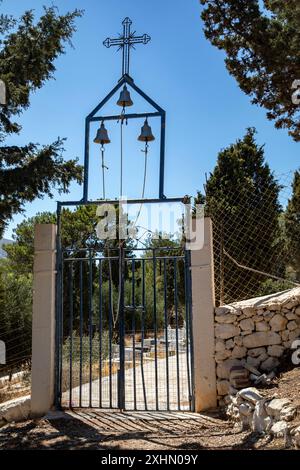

[2,0,299,238]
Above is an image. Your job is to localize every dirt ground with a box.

[0,366,299,451]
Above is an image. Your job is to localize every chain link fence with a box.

[206,171,299,306]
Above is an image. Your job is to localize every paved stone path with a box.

[62,352,191,410]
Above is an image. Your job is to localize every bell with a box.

[138,119,155,142]
[117,85,133,107]
[94,122,110,145]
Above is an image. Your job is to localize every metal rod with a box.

[58,197,185,207]
[108,259,113,408]
[141,259,147,410]
[153,249,159,410]
[131,259,137,410]
[118,244,125,410]
[186,249,195,411]
[98,259,103,408]
[184,252,192,410]
[174,257,181,410]
[89,111,161,122]
[79,261,83,408]
[159,112,166,198]
[163,258,170,411]
[83,119,90,202]
[88,250,93,407]
[68,262,74,408]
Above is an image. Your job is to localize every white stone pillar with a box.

[191,217,217,411]
[31,224,56,417]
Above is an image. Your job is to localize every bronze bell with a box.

[117,85,133,107]
[138,119,155,142]
[94,122,110,145]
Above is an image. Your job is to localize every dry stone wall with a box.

[215,288,300,400]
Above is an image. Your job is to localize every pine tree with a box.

[200,0,300,141]
[285,170,300,280]
[204,128,281,304]
[0,4,83,236]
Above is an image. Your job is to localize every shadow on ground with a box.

[0,410,275,450]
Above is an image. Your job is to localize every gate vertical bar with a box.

[186,249,195,411]
[152,249,159,410]
[118,244,125,410]
[88,249,93,407]
[174,257,180,410]
[184,250,192,410]
[163,258,170,411]
[98,259,103,408]
[141,259,147,410]
[131,259,137,410]
[79,261,83,408]
[68,262,74,407]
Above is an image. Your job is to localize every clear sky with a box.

[2,0,299,238]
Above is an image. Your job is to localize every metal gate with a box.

[55,243,194,411]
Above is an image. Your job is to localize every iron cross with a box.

[103,17,151,76]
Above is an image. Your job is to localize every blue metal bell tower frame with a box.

[82,73,167,201]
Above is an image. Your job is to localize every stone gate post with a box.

[31,224,56,418]
[191,217,217,411]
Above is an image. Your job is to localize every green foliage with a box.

[0,4,83,236]
[0,259,32,370]
[204,128,282,304]
[284,170,300,279]
[200,0,300,141]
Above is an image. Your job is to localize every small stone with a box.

[234,336,243,346]
[283,300,299,310]
[260,357,279,371]
[215,324,240,340]
[217,359,242,379]
[256,321,270,332]
[248,347,266,358]
[252,400,271,433]
[257,352,268,362]
[281,330,289,341]
[283,340,292,349]
[225,339,234,349]
[231,346,247,359]
[287,320,298,331]
[243,332,281,348]
[240,318,254,331]
[263,311,273,319]
[215,305,237,315]
[280,406,297,422]
[267,303,281,311]
[239,403,253,417]
[270,421,288,436]
[215,314,237,324]
[242,307,256,317]
[253,315,264,322]
[238,387,263,404]
[270,314,288,332]
[266,398,291,417]
[288,328,300,342]
[217,380,230,396]
[246,356,261,367]
[241,330,252,336]
[267,345,284,357]
[215,350,232,362]
[215,340,226,352]
[286,312,297,320]
[295,306,300,316]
